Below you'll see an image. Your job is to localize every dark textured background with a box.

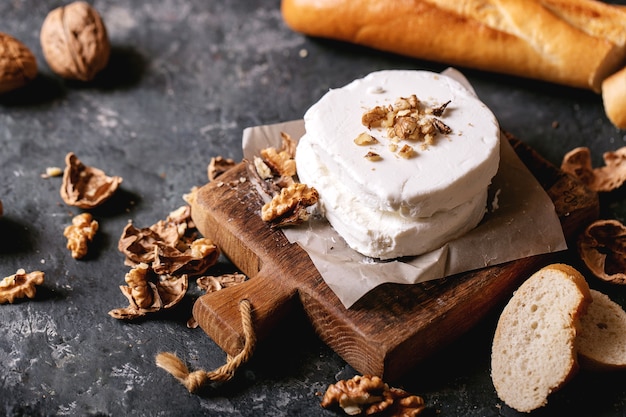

[1,1,626,416]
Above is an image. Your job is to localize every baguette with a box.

[602,66,626,129]
[490,264,591,413]
[578,289,626,371]
[281,0,623,91]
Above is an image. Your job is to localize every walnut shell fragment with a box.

[60,152,122,209]
[561,146,626,192]
[118,205,219,276]
[0,269,45,304]
[208,156,236,181]
[320,375,425,416]
[63,212,98,259]
[197,272,246,293]
[40,1,110,81]
[579,219,626,284]
[108,263,188,320]
[0,32,38,94]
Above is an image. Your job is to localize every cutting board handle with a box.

[192,263,298,357]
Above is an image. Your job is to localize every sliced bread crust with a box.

[491,263,591,413]
[578,289,626,371]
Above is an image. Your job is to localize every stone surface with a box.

[1,1,626,416]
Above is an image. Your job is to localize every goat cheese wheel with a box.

[296,70,500,259]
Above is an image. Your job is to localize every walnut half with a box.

[63,212,99,259]
[0,269,45,304]
[320,375,425,416]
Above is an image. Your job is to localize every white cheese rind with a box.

[296,70,500,259]
[297,138,489,259]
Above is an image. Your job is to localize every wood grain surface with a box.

[190,135,599,381]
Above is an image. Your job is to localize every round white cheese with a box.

[296,70,500,259]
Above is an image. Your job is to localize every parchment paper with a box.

[242,70,567,308]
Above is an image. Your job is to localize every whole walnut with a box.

[0,33,37,94]
[40,1,110,81]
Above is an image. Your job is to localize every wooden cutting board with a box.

[190,135,598,381]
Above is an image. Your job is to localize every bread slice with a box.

[490,264,591,413]
[577,289,626,371]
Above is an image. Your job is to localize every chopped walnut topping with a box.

[578,219,626,284]
[398,145,415,159]
[60,152,122,209]
[63,212,99,259]
[362,105,390,129]
[208,156,236,181]
[354,132,379,146]
[320,375,425,416]
[430,100,451,117]
[261,182,318,227]
[360,96,452,159]
[394,116,419,140]
[365,151,382,162]
[0,269,45,304]
[561,146,626,192]
[433,118,452,134]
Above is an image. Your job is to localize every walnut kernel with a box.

[261,182,318,226]
[124,263,153,308]
[365,151,382,162]
[398,145,415,159]
[0,269,45,304]
[360,96,453,158]
[320,375,425,416]
[63,212,99,259]
[354,132,378,146]
[0,32,37,94]
[40,1,110,81]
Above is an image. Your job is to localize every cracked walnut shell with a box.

[0,269,45,304]
[561,146,626,192]
[40,1,110,81]
[579,219,626,284]
[0,33,37,94]
[60,152,122,209]
[108,263,188,320]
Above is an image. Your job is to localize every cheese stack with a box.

[296,70,500,259]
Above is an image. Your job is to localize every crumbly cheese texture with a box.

[296,70,500,259]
